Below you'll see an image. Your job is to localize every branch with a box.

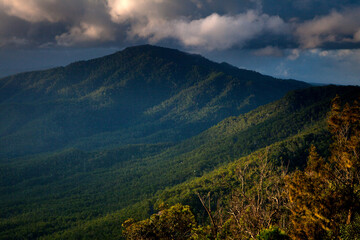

[196,192,217,236]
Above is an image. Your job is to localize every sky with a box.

[0,0,360,85]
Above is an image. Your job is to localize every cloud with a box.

[310,48,360,85]
[106,0,260,21]
[0,0,274,49]
[287,49,300,60]
[313,48,360,60]
[56,22,115,46]
[253,46,284,57]
[0,0,359,51]
[0,36,29,47]
[130,11,287,50]
[0,0,90,23]
[107,0,287,50]
[107,0,164,22]
[275,62,289,77]
[296,7,360,49]
[0,0,58,22]
[0,0,118,47]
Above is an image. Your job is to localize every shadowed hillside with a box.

[1,85,359,239]
[0,45,309,157]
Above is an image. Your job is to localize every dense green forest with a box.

[122,94,360,239]
[0,45,309,157]
[1,84,359,239]
[1,45,360,239]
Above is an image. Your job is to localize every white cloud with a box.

[107,0,288,50]
[296,7,360,49]
[107,0,145,22]
[130,11,287,50]
[107,0,173,22]
[56,22,114,46]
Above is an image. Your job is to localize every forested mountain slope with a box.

[1,85,359,239]
[0,45,309,157]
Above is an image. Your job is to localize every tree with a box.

[228,149,288,239]
[286,96,360,239]
[285,146,334,239]
[122,203,198,240]
[257,226,290,240]
[328,95,360,225]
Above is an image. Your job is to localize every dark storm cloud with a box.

[0,0,359,51]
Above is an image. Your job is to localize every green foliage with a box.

[286,97,360,239]
[0,45,310,158]
[122,203,198,240]
[1,85,359,239]
[257,226,290,240]
[340,214,360,240]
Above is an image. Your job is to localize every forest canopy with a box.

[123,96,360,240]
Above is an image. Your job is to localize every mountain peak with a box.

[123,44,170,52]
[0,45,310,157]
[122,44,197,55]
[117,44,207,64]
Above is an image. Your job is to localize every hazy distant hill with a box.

[0,45,309,157]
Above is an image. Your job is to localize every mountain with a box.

[1,85,359,239]
[0,45,309,157]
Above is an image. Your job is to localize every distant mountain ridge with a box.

[0,45,310,157]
